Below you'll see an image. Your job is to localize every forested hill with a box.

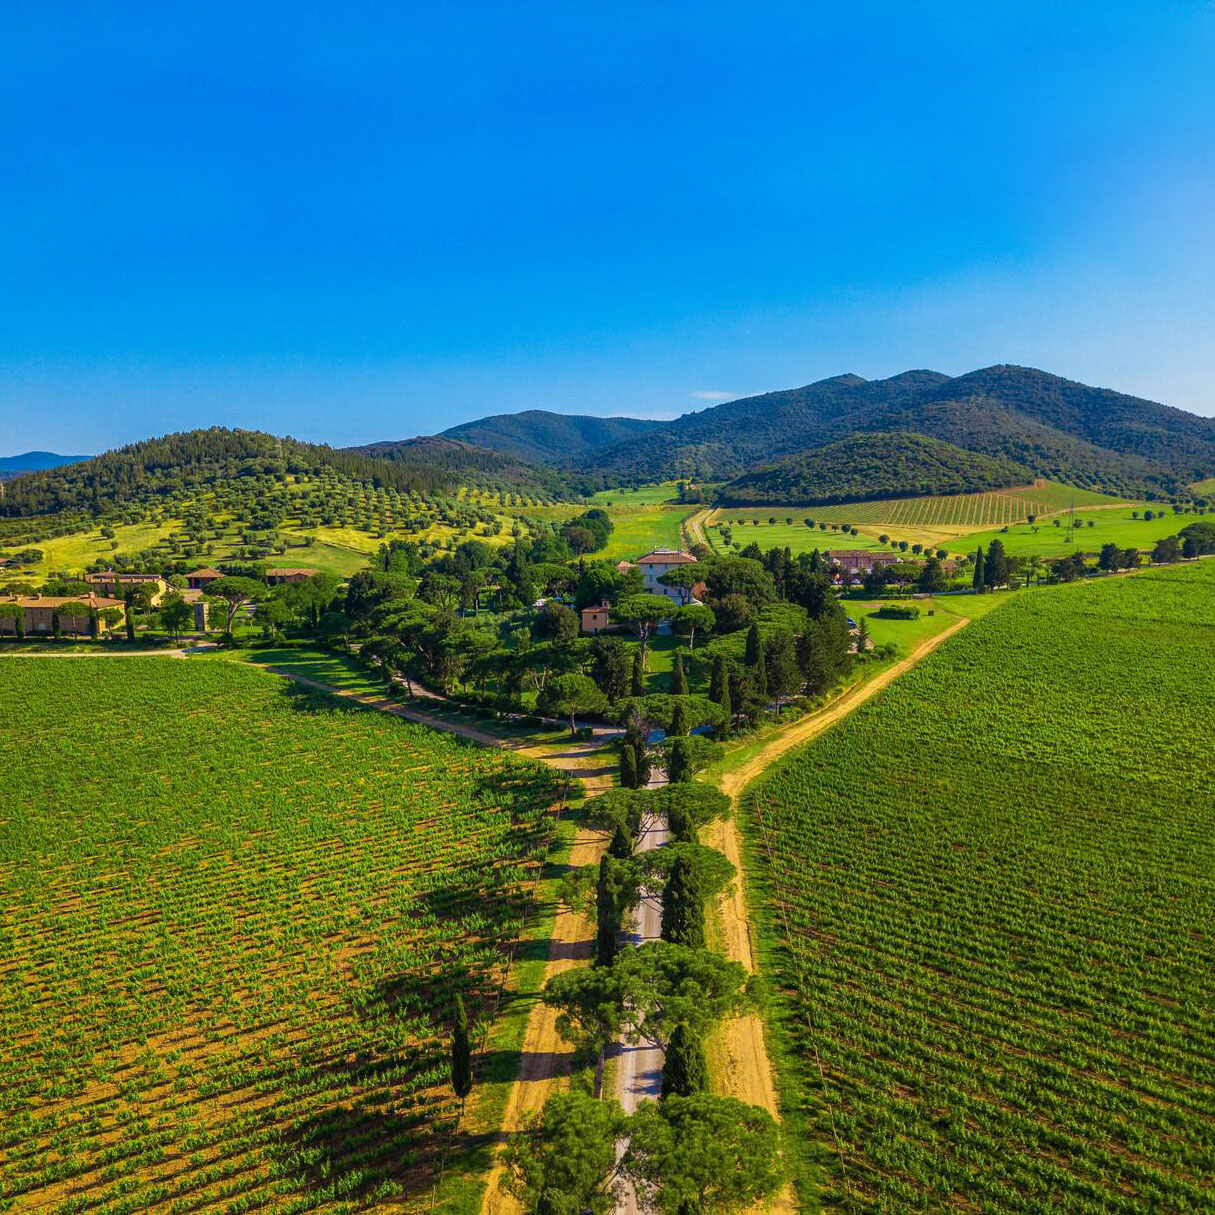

[440,409,663,465]
[505,366,1214,497]
[717,432,1033,505]
[341,435,571,497]
[0,428,558,518]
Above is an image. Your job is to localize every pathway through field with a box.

[11,628,971,1214]
[700,616,971,1214]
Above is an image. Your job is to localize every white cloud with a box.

[689,389,734,400]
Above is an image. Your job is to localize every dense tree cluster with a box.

[0,427,567,519]
[718,431,1032,506]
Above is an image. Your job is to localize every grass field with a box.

[1191,477,1215,496]
[706,520,898,556]
[0,658,561,1214]
[960,505,1215,559]
[741,562,1215,1211]
[596,505,693,561]
[589,483,684,507]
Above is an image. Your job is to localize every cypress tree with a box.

[451,994,473,1103]
[661,854,705,946]
[715,677,732,738]
[750,647,767,698]
[635,739,652,788]
[609,822,633,860]
[670,698,690,737]
[709,654,732,737]
[972,546,986,593]
[984,538,1008,588]
[744,622,762,668]
[661,1021,708,1098]
[668,801,694,843]
[667,737,693,785]
[595,855,619,967]
[631,647,645,697]
[670,649,688,696]
[620,742,638,789]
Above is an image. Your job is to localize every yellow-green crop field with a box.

[743,561,1215,1211]
[0,659,559,1213]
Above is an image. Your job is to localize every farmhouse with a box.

[637,549,698,604]
[265,568,318,586]
[826,549,902,575]
[580,601,611,634]
[85,571,166,601]
[0,592,125,636]
[185,567,223,590]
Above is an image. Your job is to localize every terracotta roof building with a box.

[84,571,166,603]
[826,549,902,574]
[580,602,611,635]
[264,568,318,585]
[185,567,224,590]
[0,592,125,637]
[636,549,699,603]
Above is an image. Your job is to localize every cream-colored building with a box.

[0,592,126,636]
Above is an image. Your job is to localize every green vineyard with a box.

[0,659,560,1213]
[716,481,1126,532]
[742,562,1215,1211]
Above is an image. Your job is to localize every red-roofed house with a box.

[580,601,611,635]
[185,567,223,590]
[826,550,902,576]
[265,568,318,586]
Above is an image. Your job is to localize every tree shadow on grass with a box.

[276,1094,473,1206]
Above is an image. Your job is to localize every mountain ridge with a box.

[441,409,662,465]
[435,365,1214,497]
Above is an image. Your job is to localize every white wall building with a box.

[636,549,699,604]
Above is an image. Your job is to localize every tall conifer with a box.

[670,649,688,696]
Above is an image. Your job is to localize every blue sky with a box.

[2,2,1213,454]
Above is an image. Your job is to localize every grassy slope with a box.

[960,505,1215,558]
[740,562,1215,1212]
[589,483,684,506]
[596,506,693,561]
[0,658,560,1214]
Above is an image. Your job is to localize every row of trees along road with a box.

[490,765,786,1211]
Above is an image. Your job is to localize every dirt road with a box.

[683,507,715,549]
[245,665,619,1215]
[702,617,971,1213]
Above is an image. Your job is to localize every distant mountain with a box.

[718,432,1033,506]
[0,451,89,481]
[440,410,663,465]
[342,434,571,497]
[560,366,1215,497]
